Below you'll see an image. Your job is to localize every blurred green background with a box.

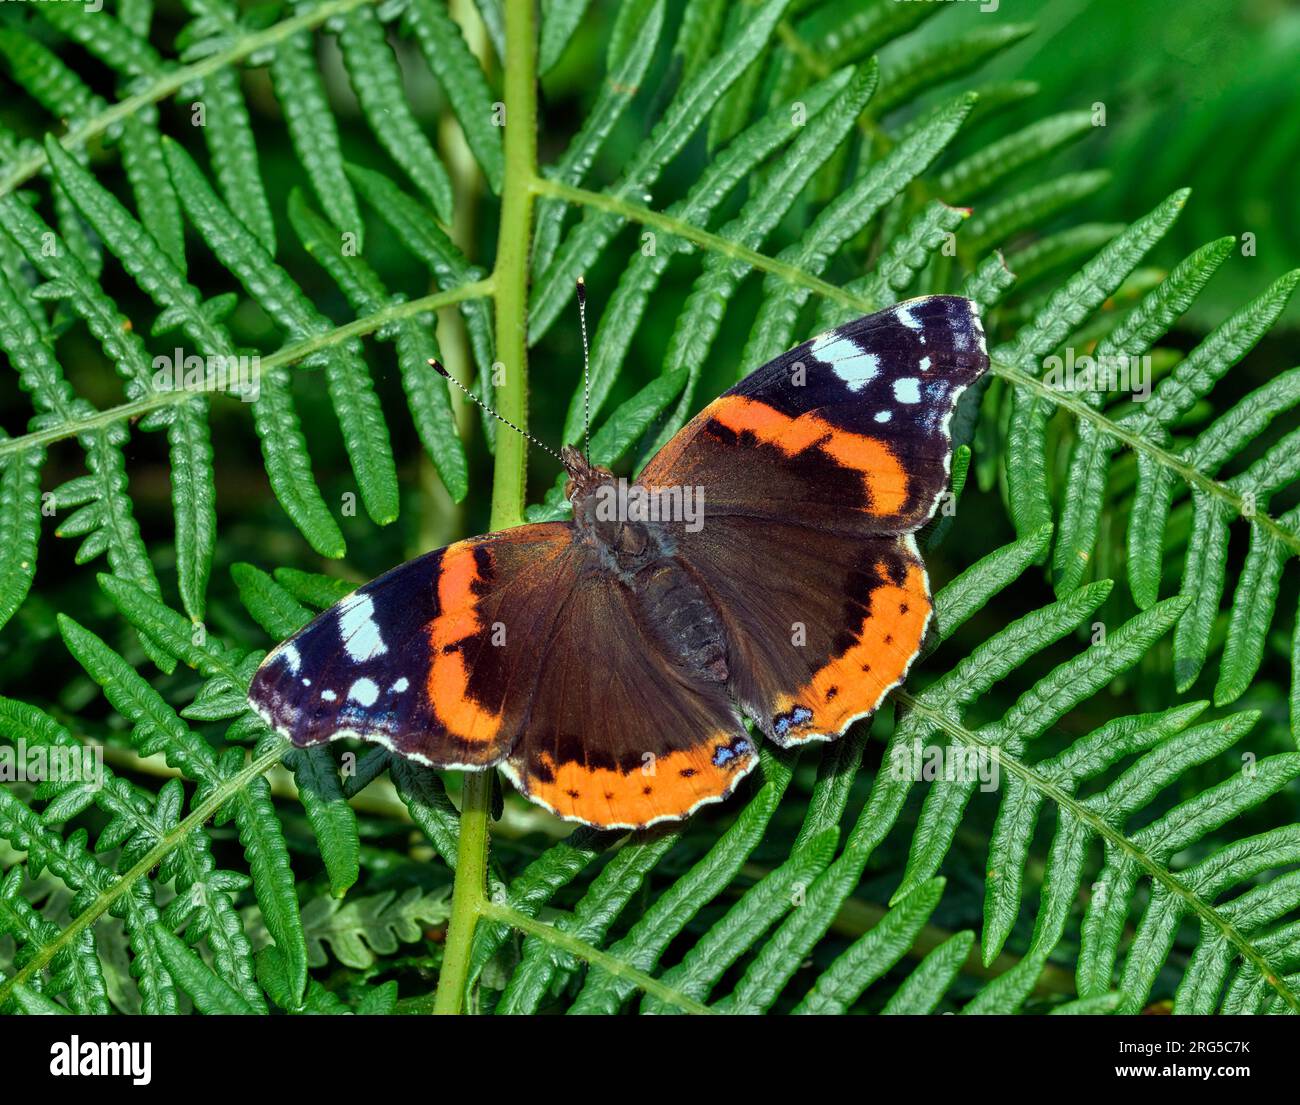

[950,0,1300,325]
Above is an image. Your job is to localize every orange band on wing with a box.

[427,542,502,744]
[774,560,930,743]
[709,397,908,516]
[520,737,756,828]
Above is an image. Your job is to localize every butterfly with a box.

[248,295,989,829]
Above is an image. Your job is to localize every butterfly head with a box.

[561,444,615,505]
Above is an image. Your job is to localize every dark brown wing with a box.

[503,567,758,829]
[671,517,932,747]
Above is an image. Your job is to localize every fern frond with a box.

[39,136,346,560]
[0,867,109,1014]
[289,191,469,502]
[871,22,1034,116]
[0,694,263,1008]
[991,186,1300,718]
[792,878,948,1015]
[338,4,454,223]
[650,61,882,451]
[528,0,794,343]
[269,27,363,248]
[563,63,856,443]
[0,432,42,635]
[346,163,498,445]
[738,90,973,374]
[404,0,505,191]
[530,0,666,280]
[245,887,451,970]
[0,785,178,1014]
[164,139,400,527]
[0,246,174,668]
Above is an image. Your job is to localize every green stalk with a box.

[432,0,538,1015]
[432,771,493,1014]
[486,1,537,534]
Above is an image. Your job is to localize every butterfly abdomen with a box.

[634,560,729,683]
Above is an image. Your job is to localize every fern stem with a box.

[487,8,538,533]
[432,771,493,1014]
[988,357,1300,559]
[0,280,494,463]
[532,177,876,316]
[432,0,539,1016]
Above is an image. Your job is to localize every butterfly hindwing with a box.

[664,517,931,746]
[503,568,758,829]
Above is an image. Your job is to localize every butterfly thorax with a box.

[563,446,729,683]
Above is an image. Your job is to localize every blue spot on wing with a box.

[773,705,813,739]
[712,737,752,768]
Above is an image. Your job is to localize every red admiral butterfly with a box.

[249,295,988,829]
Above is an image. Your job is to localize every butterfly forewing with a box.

[249,525,573,768]
[641,295,987,535]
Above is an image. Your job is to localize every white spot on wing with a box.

[895,305,922,331]
[811,332,880,392]
[392,677,409,693]
[275,643,301,674]
[338,593,387,662]
[893,378,921,404]
[919,356,932,372]
[875,410,892,423]
[348,678,379,707]
[321,689,337,702]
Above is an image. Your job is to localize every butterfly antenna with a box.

[577,276,591,463]
[429,359,566,465]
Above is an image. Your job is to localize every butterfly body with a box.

[562,446,729,681]
[249,296,989,828]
